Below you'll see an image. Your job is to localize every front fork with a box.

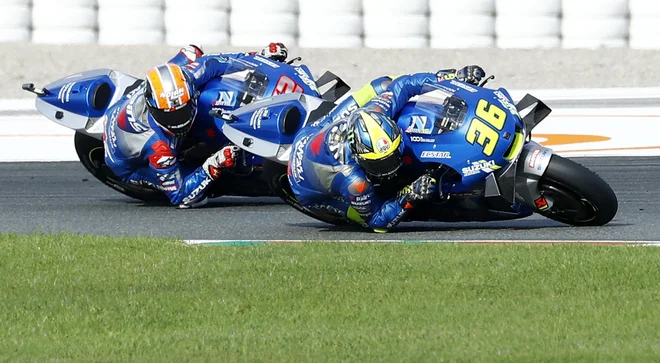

[484,141,555,213]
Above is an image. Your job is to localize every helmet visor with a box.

[149,102,195,135]
[356,150,403,177]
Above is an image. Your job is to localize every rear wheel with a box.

[262,160,348,226]
[74,131,169,203]
[537,154,618,226]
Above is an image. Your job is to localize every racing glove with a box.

[455,65,486,85]
[397,174,437,209]
[259,42,288,62]
[202,145,239,180]
[179,44,204,63]
[436,65,486,86]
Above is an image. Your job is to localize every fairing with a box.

[395,82,527,188]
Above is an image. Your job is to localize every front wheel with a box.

[536,154,618,226]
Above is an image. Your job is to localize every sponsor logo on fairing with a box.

[290,135,311,183]
[182,177,211,205]
[250,107,269,130]
[528,149,541,168]
[406,115,433,135]
[535,196,549,210]
[212,91,236,107]
[58,82,75,103]
[294,67,319,92]
[462,160,500,177]
[537,148,551,171]
[420,151,451,159]
[493,90,520,117]
[254,56,280,68]
[410,136,434,143]
[450,80,477,93]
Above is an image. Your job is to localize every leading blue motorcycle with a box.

[22,53,350,202]
[215,75,618,227]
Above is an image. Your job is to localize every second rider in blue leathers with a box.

[288,66,486,232]
[103,43,289,208]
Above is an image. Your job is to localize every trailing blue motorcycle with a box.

[215,75,618,227]
[21,54,350,202]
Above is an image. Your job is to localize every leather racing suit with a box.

[288,72,449,232]
[103,47,260,207]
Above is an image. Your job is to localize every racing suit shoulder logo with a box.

[290,134,311,183]
[149,140,176,169]
[123,96,150,133]
[328,122,348,162]
[310,131,326,156]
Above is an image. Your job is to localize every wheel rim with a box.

[538,181,598,223]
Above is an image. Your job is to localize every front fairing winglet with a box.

[515,94,552,136]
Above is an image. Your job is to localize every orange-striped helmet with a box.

[144,63,197,136]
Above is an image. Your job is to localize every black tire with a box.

[537,154,618,226]
[262,159,348,226]
[74,131,169,203]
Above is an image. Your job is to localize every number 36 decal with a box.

[465,99,507,157]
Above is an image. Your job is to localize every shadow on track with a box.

[285,219,630,234]
[100,197,284,208]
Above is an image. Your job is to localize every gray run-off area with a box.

[5,44,660,99]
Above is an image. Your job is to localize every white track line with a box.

[184,239,660,246]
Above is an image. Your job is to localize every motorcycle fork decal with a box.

[465,99,507,157]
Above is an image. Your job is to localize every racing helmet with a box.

[346,109,404,178]
[144,63,197,137]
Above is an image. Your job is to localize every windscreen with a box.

[408,86,468,134]
[215,60,269,105]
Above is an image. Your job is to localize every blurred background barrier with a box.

[2,0,660,49]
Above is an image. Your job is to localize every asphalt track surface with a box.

[0,157,658,241]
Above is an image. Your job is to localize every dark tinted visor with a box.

[149,102,194,133]
[357,151,402,177]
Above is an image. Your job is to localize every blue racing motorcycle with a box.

[215,75,618,227]
[21,54,350,202]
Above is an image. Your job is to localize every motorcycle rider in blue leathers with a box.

[288,66,486,232]
[103,43,289,208]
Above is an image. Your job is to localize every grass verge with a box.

[2,233,660,362]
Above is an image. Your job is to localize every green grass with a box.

[2,233,660,362]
